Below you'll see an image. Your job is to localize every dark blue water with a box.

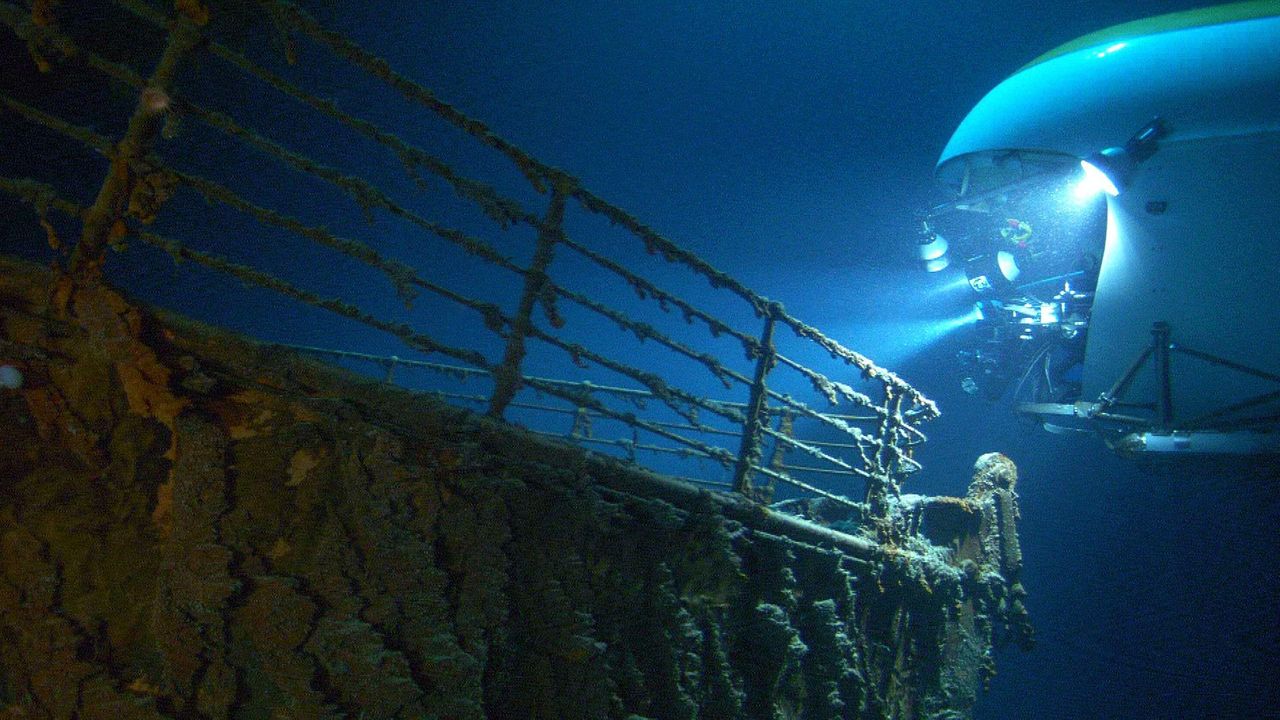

[4,1,1277,717]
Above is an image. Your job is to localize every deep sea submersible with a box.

[919,1,1280,457]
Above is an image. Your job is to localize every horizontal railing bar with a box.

[424,391,488,404]
[435,394,740,446]
[0,92,113,157]
[638,421,737,438]
[550,280,751,392]
[527,406,741,438]
[570,188,768,314]
[278,344,491,378]
[0,175,83,218]
[175,100,525,267]
[0,93,522,338]
[291,353,744,437]
[762,390,881,448]
[277,343,649,399]
[109,0,536,230]
[525,324,746,429]
[798,440,868,450]
[554,234,760,354]
[529,407,742,437]
[277,343,743,420]
[422,391,621,423]
[529,429,724,461]
[749,464,861,509]
[1,176,496,370]
[421,394,724,443]
[778,314,939,418]
[172,169,510,319]
[281,345,483,371]
[280,344,815,438]
[0,6,528,278]
[668,475,735,489]
[759,425,874,481]
[776,463,866,477]
[520,375,738,469]
[791,412,878,422]
[774,351,878,410]
[531,409,740,438]
[134,229,494,367]
[281,344,859,442]
[270,0,563,193]
[412,390,734,439]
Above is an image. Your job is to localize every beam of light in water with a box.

[796,271,988,381]
[923,273,974,302]
[838,304,985,369]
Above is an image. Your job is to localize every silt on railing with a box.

[0,0,938,513]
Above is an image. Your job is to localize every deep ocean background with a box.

[4,1,1279,717]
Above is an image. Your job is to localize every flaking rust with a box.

[0,257,1031,719]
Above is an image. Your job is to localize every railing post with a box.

[71,2,203,278]
[733,303,778,498]
[866,385,902,517]
[488,187,565,418]
[759,409,794,503]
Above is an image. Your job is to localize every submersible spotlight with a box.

[1078,117,1168,197]
[917,228,950,273]
[1079,149,1126,197]
[964,251,1020,293]
[924,256,951,273]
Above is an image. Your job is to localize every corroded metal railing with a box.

[0,0,938,512]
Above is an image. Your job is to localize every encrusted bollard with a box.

[966,452,1034,652]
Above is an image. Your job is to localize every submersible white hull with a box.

[938,3,1280,454]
